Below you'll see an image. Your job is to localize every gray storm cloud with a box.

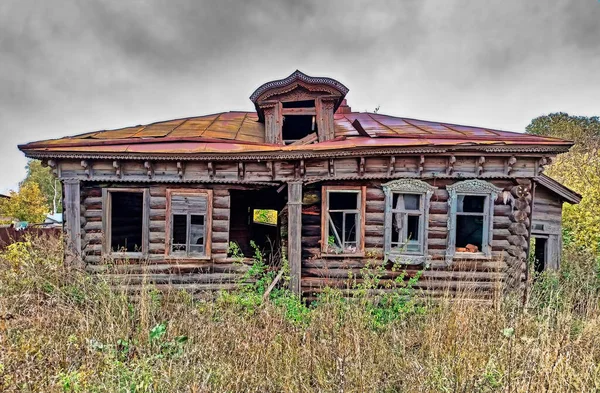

[1,0,599,191]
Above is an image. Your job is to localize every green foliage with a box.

[0,182,48,223]
[4,236,600,391]
[527,112,600,253]
[22,159,62,214]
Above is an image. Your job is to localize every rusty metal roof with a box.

[19,111,572,157]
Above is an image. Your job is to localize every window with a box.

[281,100,317,144]
[447,179,502,260]
[383,179,436,264]
[103,189,149,256]
[166,190,212,259]
[321,186,366,255]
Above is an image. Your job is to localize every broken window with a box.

[322,187,365,255]
[390,193,424,253]
[167,190,212,258]
[110,192,144,253]
[455,195,486,252]
[382,179,436,264]
[446,179,501,259]
[282,100,317,144]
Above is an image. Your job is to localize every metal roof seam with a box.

[400,118,435,135]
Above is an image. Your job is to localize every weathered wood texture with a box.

[55,155,542,183]
[288,182,303,295]
[531,185,563,270]
[299,179,527,300]
[63,179,82,264]
[77,175,535,298]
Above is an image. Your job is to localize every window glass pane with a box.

[457,195,486,213]
[406,215,420,241]
[329,191,358,210]
[171,214,187,253]
[344,212,358,248]
[189,215,205,254]
[328,211,344,249]
[456,215,483,251]
[111,192,143,252]
[403,194,420,211]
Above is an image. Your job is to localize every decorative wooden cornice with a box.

[250,70,349,103]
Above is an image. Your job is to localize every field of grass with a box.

[1,236,600,392]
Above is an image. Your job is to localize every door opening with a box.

[533,237,547,274]
[228,189,286,257]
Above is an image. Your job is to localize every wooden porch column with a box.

[63,179,82,264]
[287,181,302,295]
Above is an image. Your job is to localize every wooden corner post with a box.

[63,179,82,265]
[287,181,303,295]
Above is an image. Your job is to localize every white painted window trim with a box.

[446,179,502,262]
[383,179,437,265]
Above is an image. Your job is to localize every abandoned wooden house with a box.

[18,70,581,298]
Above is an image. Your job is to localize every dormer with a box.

[250,70,349,144]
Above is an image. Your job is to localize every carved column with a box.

[505,179,532,291]
[287,181,303,295]
[63,179,82,266]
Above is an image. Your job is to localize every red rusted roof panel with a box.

[19,111,572,155]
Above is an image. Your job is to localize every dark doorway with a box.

[534,237,547,274]
[229,189,286,257]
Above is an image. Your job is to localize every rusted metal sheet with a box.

[19,111,572,157]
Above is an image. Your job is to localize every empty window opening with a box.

[455,195,486,252]
[110,192,144,253]
[391,193,423,253]
[326,191,360,254]
[534,237,547,274]
[229,190,284,257]
[282,100,315,108]
[282,115,317,144]
[168,193,209,258]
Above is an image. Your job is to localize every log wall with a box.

[300,179,528,300]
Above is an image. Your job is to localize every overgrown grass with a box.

[1,236,600,392]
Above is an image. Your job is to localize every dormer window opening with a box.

[282,100,317,144]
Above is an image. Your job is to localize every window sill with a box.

[164,255,212,262]
[453,252,492,260]
[386,253,426,265]
[321,252,365,258]
[105,252,145,260]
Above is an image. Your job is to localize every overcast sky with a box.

[1,0,599,192]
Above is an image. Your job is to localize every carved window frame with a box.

[321,185,366,257]
[446,179,502,261]
[165,189,213,261]
[383,179,436,265]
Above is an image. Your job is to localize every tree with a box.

[21,159,62,214]
[527,113,600,253]
[0,183,49,223]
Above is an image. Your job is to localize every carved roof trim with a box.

[249,70,349,103]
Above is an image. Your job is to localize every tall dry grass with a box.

[1,236,600,392]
